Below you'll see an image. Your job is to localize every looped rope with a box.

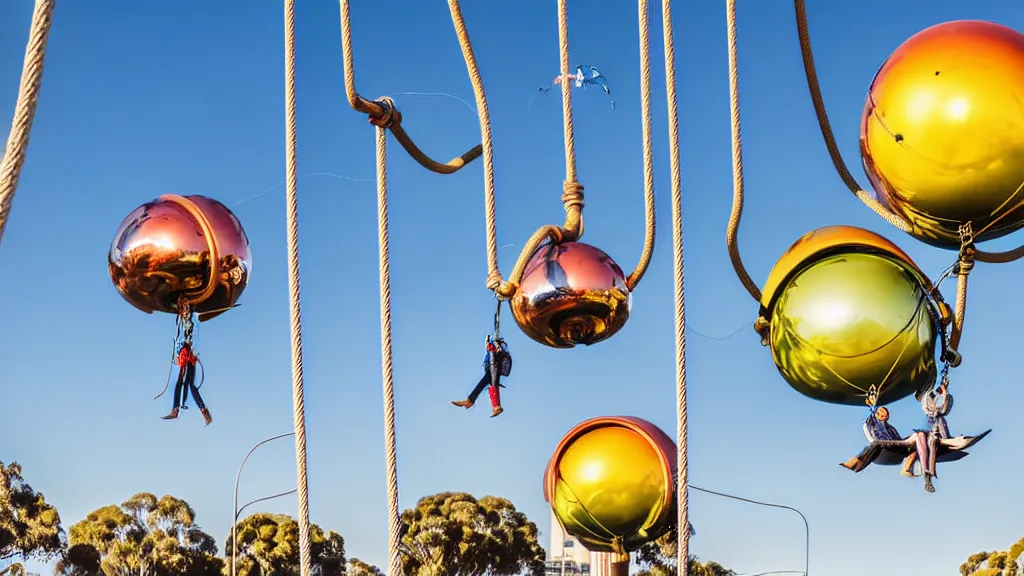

[339,0,482,175]
[367,96,400,129]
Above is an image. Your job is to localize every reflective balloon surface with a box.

[760,225,920,312]
[108,195,251,319]
[769,251,937,405]
[544,417,675,554]
[861,20,1024,248]
[511,242,630,348]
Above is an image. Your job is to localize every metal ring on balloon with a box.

[159,194,222,312]
[543,416,676,555]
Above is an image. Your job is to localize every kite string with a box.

[339,0,482,174]
[0,0,54,249]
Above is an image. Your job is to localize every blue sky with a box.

[3,1,1024,575]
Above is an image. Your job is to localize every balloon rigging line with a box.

[689,484,810,576]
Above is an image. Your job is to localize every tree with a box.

[346,558,382,576]
[635,525,735,576]
[398,492,545,576]
[59,492,222,576]
[961,536,1024,576]
[0,462,64,576]
[224,513,345,576]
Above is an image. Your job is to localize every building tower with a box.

[546,509,592,575]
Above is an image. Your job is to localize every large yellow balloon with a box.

[760,226,945,406]
[861,20,1024,249]
[544,417,675,556]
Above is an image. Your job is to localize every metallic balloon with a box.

[861,20,1024,249]
[760,227,943,406]
[510,242,631,348]
[108,194,251,321]
[544,416,676,555]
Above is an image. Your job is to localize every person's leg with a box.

[841,443,881,472]
[488,383,503,418]
[926,433,939,477]
[186,364,212,426]
[452,372,490,408]
[901,453,918,477]
[162,367,186,419]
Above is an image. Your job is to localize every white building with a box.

[545,508,590,576]
[546,510,621,576]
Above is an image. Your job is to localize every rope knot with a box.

[561,180,585,210]
[368,96,401,129]
[486,271,503,292]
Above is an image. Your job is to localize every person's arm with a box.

[940,393,954,416]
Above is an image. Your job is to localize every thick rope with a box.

[447,0,500,294]
[0,0,54,248]
[557,0,579,187]
[448,1,583,299]
[723,0,762,303]
[659,0,689,573]
[282,2,313,575]
[338,0,481,174]
[792,0,912,234]
[373,126,403,576]
[625,0,657,291]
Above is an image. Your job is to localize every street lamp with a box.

[689,485,810,576]
[232,432,295,576]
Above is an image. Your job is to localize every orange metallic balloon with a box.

[108,195,251,321]
[861,20,1024,249]
[510,242,631,348]
[543,416,676,555]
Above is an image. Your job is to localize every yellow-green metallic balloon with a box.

[758,226,950,406]
[543,417,676,557]
[861,20,1024,249]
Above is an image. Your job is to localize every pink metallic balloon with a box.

[510,242,631,348]
[108,195,251,321]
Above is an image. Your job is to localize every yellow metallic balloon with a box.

[108,194,252,321]
[511,242,631,348]
[760,226,944,406]
[544,417,675,555]
[861,20,1024,249]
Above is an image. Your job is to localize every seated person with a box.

[840,406,902,473]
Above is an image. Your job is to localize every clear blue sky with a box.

[3,1,1024,575]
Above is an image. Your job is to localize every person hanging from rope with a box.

[161,308,213,426]
[451,334,512,418]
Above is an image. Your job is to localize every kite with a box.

[537,64,615,109]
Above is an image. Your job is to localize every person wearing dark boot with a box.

[162,341,213,426]
[452,335,511,418]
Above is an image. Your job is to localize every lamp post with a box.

[689,485,810,576]
[232,432,295,576]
